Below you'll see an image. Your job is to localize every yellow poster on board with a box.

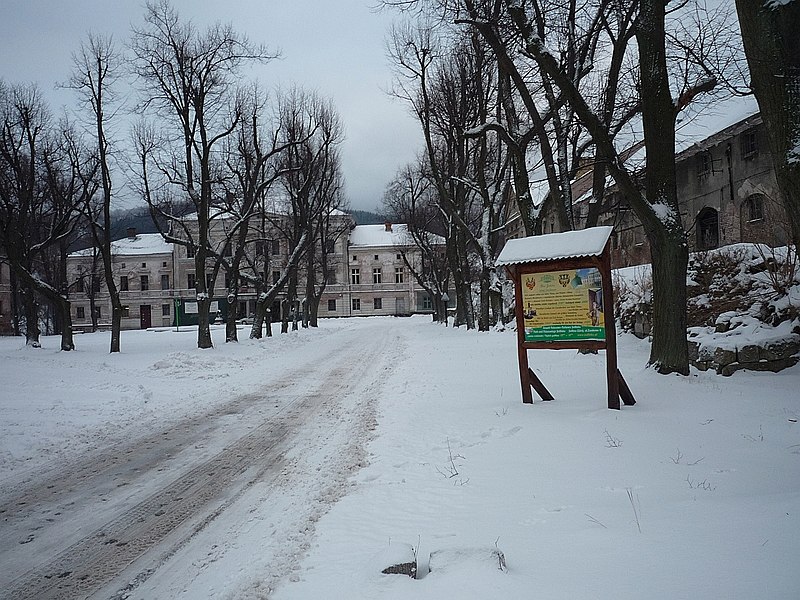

[520,268,605,341]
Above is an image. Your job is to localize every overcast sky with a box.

[0,0,422,213]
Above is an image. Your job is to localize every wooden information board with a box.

[497,227,636,410]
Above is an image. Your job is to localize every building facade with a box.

[530,112,789,268]
[320,223,427,318]
[67,231,177,330]
[66,218,435,331]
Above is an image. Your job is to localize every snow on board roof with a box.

[69,233,173,258]
[496,226,613,266]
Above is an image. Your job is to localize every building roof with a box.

[676,112,762,161]
[349,224,414,248]
[69,233,173,258]
[496,226,613,265]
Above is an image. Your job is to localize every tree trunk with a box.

[281,298,289,334]
[250,296,265,339]
[478,269,490,331]
[226,293,239,343]
[637,0,689,374]
[110,304,122,352]
[21,286,40,347]
[735,0,800,248]
[53,295,75,352]
[196,296,213,349]
[648,229,689,373]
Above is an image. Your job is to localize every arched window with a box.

[697,207,719,250]
[746,193,765,222]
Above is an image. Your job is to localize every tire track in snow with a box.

[0,323,404,600]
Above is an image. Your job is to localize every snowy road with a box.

[0,320,405,599]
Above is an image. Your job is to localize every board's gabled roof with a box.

[496,226,613,266]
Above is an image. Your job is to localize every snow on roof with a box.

[496,226,613,266]
[69,233,173,258]
[349,224,417,248]
[675,95,759,155]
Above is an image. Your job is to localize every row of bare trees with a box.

[0,0,347,352]
[383,23,511,331]
[0,83,93,350]
[382,0,797,375]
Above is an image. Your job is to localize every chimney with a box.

[384,221,392,232]
[127,227,137,240]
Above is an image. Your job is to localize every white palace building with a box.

[66,218,436,331]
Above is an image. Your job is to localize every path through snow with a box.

[0,319,405,599]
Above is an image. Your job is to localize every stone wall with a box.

[688,336,800,376]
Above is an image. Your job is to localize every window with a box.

[352,297,361,311]
[120,276,128,291]
[271,239,280,255]
[273,270,281,284]
[122,306,130,318]
[373,267,382,284]
[396,253,402,260]
[162,261,168,267]
[327,270,337,284]
[162,304,171,316]
[188,273,196,289]
[206,273,214,291]
[140,275,149,291]
[76,306,85,319]
[328,299,337,312]
[141,262,147,269]
[255,240,264,256]
[161,274,170,290]
[423,295,432,310]
[222,244,232,257]
[94,306,102,319]
[746,193,765,222]
[120,263,126,269]
[224,274,231,289]
[741,128,758,159]
[373,297,382,310]
[697,151,711,178]
[374,254,379,261]
[352,254,357,261]
[187,246,195,258]
[395,267,404,284]
[324,239,335,253]
[351,268,360,284]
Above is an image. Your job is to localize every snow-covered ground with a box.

[1,316,798,599]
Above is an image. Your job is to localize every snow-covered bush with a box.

[614,243,800,336]
[613,265,652,334]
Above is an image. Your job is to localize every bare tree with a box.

[499,0,735,374]
[0,83,88,349]
[220,85,301,342]
[304,176,348,328]
[131,0,276,349]
[383,159,451,322]
[735,0,800,249]
[67,33,126,352]
[246,88,343,338]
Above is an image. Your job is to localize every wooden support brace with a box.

[617,370,636,406]
[527,368,555,401]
